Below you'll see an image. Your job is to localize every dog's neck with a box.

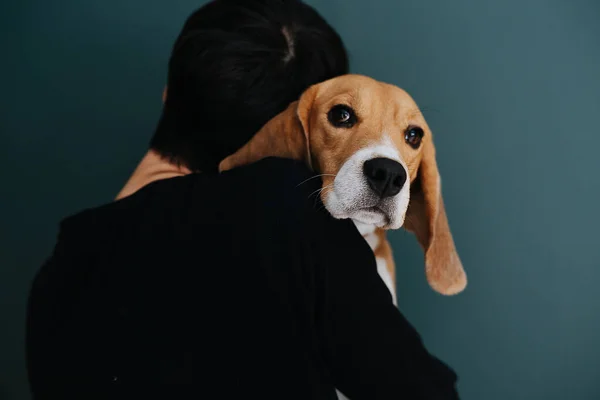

[116,150,191,200]
[353,220,376,234]
[353,220,378,248]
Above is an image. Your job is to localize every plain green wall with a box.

[2,1,599,399]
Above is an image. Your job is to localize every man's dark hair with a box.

[150,0,349,172]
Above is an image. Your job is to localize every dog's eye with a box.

[328,105,356,128]
[405,126,424,149]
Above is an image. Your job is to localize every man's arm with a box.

[310,213,460,399]
[244,157,459,399]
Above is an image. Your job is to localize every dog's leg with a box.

[352,222,397,305]
[373,228,397,305]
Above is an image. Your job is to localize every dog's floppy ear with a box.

[219,85,318,172]
[404,135,467,295]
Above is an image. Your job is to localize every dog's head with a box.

[220,74,466,295]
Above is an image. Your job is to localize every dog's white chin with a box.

[352,209,405,230]
[352,209,387,226]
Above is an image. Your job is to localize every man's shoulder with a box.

[215,157,358,237]
[221,157,322,209]
[57,157,330,242]
[226,157,315,188]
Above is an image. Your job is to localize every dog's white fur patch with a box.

[353,220,376,236]
[362,232,380,251]
[324,136,410,230]
[354,221,379,250]
[336,390,350,400]
[376,257,397,305]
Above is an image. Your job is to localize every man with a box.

[26,1,460,399]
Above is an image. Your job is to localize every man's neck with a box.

[116,150,191,200]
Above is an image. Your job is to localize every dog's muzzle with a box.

[323,145,411,229]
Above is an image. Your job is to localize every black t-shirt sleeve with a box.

[304,199,460,399]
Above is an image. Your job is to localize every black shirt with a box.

[26,158,459,399]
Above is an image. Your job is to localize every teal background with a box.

[2,0,599,399]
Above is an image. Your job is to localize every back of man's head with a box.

[150,0,349,172]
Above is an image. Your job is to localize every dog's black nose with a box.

[363,158,407,198]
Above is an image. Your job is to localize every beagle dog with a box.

[219,74,466,303]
